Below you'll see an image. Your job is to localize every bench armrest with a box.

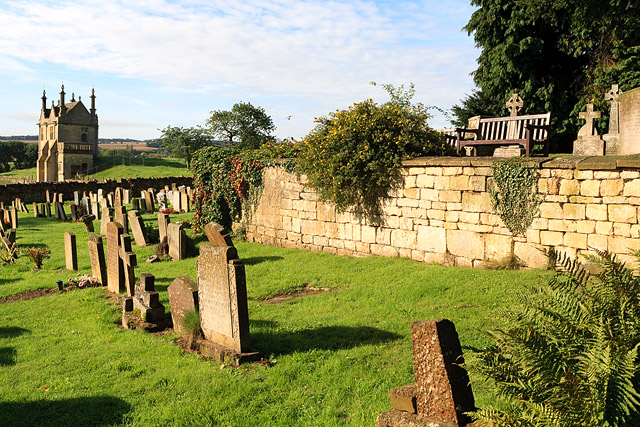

[455,128,480,139]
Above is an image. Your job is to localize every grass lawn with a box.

[0,208,551,426]
[91,157,191,179]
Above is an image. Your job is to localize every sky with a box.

[0,0,479,140]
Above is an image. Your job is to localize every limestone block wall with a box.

[245,157,640,268]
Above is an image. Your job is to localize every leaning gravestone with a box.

[88,235,107,286]
[168,275,199,335]
[64,232,78,271]
[127,210,148,246]
[376,319,475,427]
[158,212,170,243]
[167,223,186,260]
[619,86,640,154]
[197,222,256,363]
[81,214,95,233]
[32,203,39,218]
[10,207,18,229]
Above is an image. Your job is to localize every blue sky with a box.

[0,0,478,140]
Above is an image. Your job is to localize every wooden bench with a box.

[455,112,551,156]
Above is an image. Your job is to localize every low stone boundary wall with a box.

[245,156,640,268]
[0,176,193,204]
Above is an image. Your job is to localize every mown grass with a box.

[91,157,191,179]
[0,208,551,426]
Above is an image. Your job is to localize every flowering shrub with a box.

[160,208,175,214]
[26,246,51,269]
[68,274,98,289]
[297,97,453,223]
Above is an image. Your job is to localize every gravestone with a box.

[97,188,103,203]
[81,214,96,233]
[604,84,622,155]
[127,210,148,246]
[120,234,137,296]
[573,103,605,156]
[114,206,128,233]
[132,198,140,211]
[167,275,199,335]
[204,222,233,246]
[180,191,189,212]
[124,189,131,205]
[57,193,63,203]
[167,223,186,260]
[376,319,475,427]
[45,202,51,218]
[172,191,182,212]
[107,193,114,207]
[91,201,100,219]
[88,235,107,286]
[114,187,122,207]
[158,212,170,243]
[82,196,91,216]
[39,203,45,218]
[100,207,112,235]
[106,221,125,294]
[46,189,51,203]
[64,232,78,271]
[55,201,67,221]
[10,207,18,229]
[619,87,640,154]
[197,223,253,361]
[157,191,167,211]
[32,202,39,218]
[69,203,79,222]
[132,274,165,322]
[74,191,80,205]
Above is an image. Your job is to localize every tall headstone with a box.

[604,84,622,155]
[10,207,18,229]
[158,212,170,243]
[619,87,640,154]
[127,210,148,246]
[120,234,137,296]
[91,201,100,219]
[73,191,80,205]
[32,202,39,218]
[173,191,182,212]
[100,207,112,235]
[44,202,51,218]
[376,319,476,427]
[69,203,79,222]
[143,190,155,213]
[88,235,107,286]
[573,103,605,156]
[132,198,140,211]
[114,187,122,207]
[124,189,131,205]
[106,221,125,294]
[167,275,199,335]
[114,206,128,233]
[167,223,186,260]
[197,224,251,355]
[180,191,189,212]
[64,232,78,271]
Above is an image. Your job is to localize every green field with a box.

[0,208,550,426]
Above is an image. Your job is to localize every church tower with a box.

[37,85,99,182]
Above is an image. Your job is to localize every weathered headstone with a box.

[204,222,233,246]
[114,187,122,207]
[197,224,252,359]
[46,189,51,203]
[74,191,80,205]
[127,210,148,246]
[132,273,165,322]
[120,234,137,296]
[114,206,128,233]
[106,221,125,294]
[39,203,45,217]
[88,235,107,286]
[64,232,78,271]
[10,207,18,229]
[57,193,63,203]
[132,198,140,211]
[55,201,67,221]
[91,201,100,219]
[158,212,170,243]
[32,202,39,218]
[82,196,91,216]
[81,214,96,233]
[180,191,189,212]
[619,86,640,154]
[124,189,131,205]
[69,203,79,222]
[143,190,155,213]
[173,191,182,212]
[167,275,199,335]
[45,202,51,218]
[100,207,112,235]
[573,103,604,156]
[167,223,186,260]
[157,191,167,211]
[375,319,475,427]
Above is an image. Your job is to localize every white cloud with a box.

[0,0,478,136]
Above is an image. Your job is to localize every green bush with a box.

[475,250,640,426]
[297,98,453,224]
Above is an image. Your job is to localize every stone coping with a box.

[402,154,640,170]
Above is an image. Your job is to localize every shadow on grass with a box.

[250,319,279,328]
[0,277,19,285]
[0,347,17,366]
[242,256,284,266]
[252,325,401,357]
[0,396,131,427]
[0,326,30,339]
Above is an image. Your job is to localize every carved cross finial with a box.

[506,93,523,117]
[605,84,622,103]
[578,103,602,137]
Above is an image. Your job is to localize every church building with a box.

[37,85,99,182]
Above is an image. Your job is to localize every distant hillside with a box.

[0,135,37,141]
[0,135,160,144]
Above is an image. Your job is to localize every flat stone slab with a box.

[402,157,471,167]
[197,339,260,366]
[576,156,618,170]
[541,156,585,169]
[389,384,417,414]
[376,409,465,427]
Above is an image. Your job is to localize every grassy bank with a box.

[0,208,551,426]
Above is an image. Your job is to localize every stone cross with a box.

[578,103,602,137]
[132,273,165,322]
[506,93,523,117]
[605,84,623,134]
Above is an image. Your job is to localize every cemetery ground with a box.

[0,208,551,426]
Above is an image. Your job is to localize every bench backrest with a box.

[478,112,551,141]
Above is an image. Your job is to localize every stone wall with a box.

[245,156,640,268]
[0,176,193,204]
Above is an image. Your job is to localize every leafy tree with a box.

[159,126,209,167]
[298,85,453,224]
[0,141,37,171]
[455,0,640,152]
[475,251,640,426]
[206,102,275,150]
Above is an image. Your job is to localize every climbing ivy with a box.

[489,158,542,238]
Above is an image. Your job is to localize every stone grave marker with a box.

[133,273,165,322]
[107,193,114,207]
[106,221,125,294]
[204,222,233,246]
[57,193,63,203]
[114,187,122,207]
[88,235,107,286]
[132,198,140,211]
[46,189,51,203]
[114,206,128,233]
[64,232,78,271]
[45,202,51,218]
[82,196,91,216]
[39,203,45,218]
[55,201,67,221]
[81,214,96,232]
[197,223,255,362]
[167,223,186,260]
[91,201,100,219]
[127,210,148,246]
[573,103,605,156]
[144,190,155,213]
[74,191,80,205]
[167,275,199,335]
[32,203,39,218]
[100,207,112,235]
[69,203,79,222]
[97,188,104,203]
[124,189,131,205]
[619,86,640,154]
[376,319,475,427]
[173,191,182,212]
[157,191,167,210]
[120,234,137,296]
[158,212,170,243]
[181,191,189,212]
[10,207,18,229]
